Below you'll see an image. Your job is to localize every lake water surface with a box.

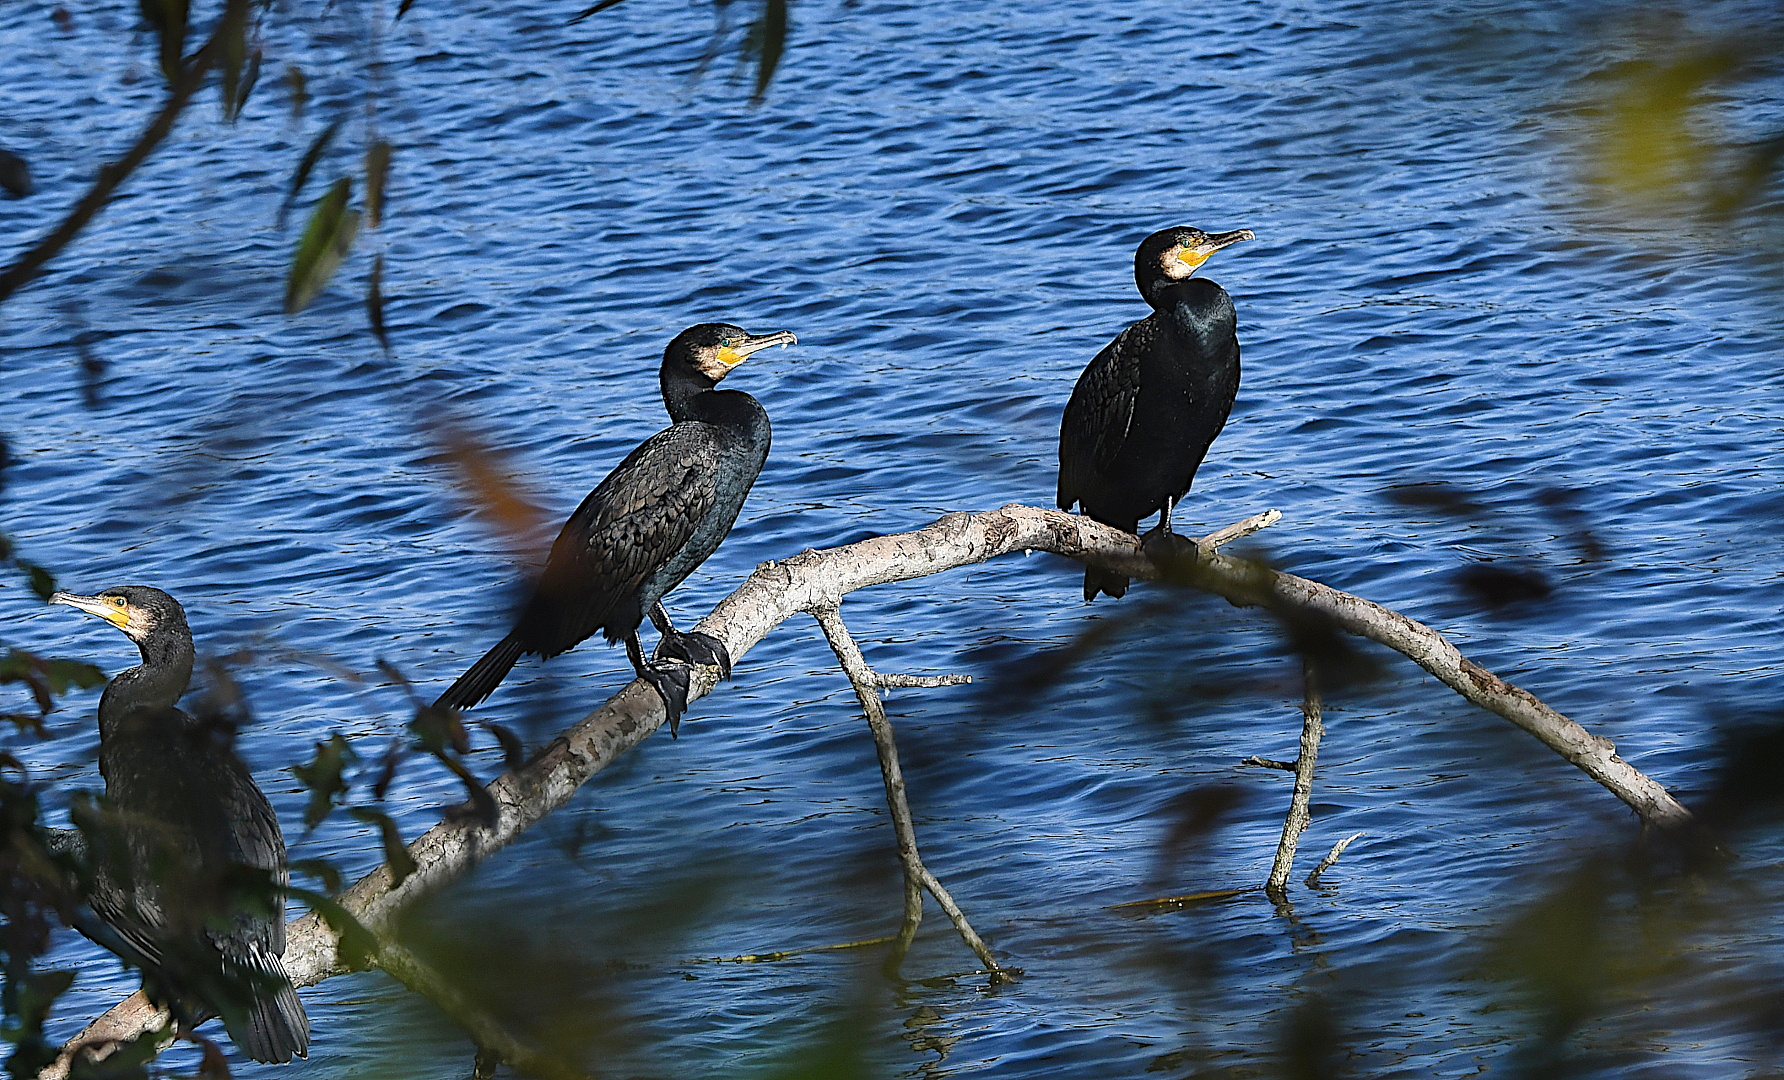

[4,1,1784,1076]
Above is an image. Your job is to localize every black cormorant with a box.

[435,322,797,734]
[49,586,309,1064]
[1057,225,1254,600]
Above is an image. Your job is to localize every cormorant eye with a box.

[111,597,126,608]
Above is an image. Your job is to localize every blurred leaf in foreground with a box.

[217,0,254,121]
[751,0,788,103]
[139,0,189,86]
[349,807,417,886]
[284,63,307,118]
[1577,24,1782,221]
[430,423,552,562]
[364,140,391,228]
[278,118,343,229]
[284,177,360,314]
[366,253,390,352]
[291,733,355,829]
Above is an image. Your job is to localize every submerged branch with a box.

[810,604,1000,978]
[45,503,1693,1071]
[1264,661,1323,895]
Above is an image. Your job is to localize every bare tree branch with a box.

[1264,661,1323,895]
[0,10,237,305]
[1305,831,1366,888]
[809,604,1002,979]
[44,504,1693,1071]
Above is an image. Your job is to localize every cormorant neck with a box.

[1151,277,1235,336]
[663,363,766,428]
[98,629,194,732]
[1141,271,1205,311]
[661,361,721,423]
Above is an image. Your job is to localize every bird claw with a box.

[654,629,733,680]
[638,660,694,738]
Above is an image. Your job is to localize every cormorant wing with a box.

[208,750,289,956]
[529,423,723,651]
[76,893,168,971]
[1058,322,1143,507]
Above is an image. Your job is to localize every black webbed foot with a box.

[1141,526,1201,584]
[653,629,733,680]
[626,630,696,738]
[637,660,694,738]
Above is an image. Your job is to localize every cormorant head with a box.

[50,585,190,647]
[1136,226,1254,299]
[665,323,798,385]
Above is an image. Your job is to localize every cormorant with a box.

[435,322,797,734]
[49,586,309,1064]
[1057,225,1254,600]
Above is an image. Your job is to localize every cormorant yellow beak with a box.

[1177,228,1255,271]
[715,330,798,368]
[50,591,132,630]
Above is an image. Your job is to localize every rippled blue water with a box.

[5,0,1784,1076]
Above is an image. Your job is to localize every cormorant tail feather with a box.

[223,945,309,1064]
[435,634,526,711]
[1083,566,1129,601]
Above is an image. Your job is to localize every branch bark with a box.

[809,604,1003,980]
[1264,661,1323,895]
[1305,831,1365,888]
[43,504,1694,1072]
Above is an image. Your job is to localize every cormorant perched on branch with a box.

[1057,225,1254,600]
[50,586,309,1064]
[435,322,798,734]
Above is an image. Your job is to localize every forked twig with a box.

[1264,661,1324,895]
[1305,831,1366,887]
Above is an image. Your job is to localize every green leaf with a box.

[349,807,417,886]
[286,888,379,971]
[3,967,75,1076]
[217,0,252,121]
[436,752,498,828]
[290,733,355,829]
[752,0,789,104]
[288,857,343,896]
[1,711,48,737]
[285,62,308,119]
[366,253,391,353]
[284,178,360,315]
[43,658,106,696]
[67,1021,167,1078]
[364,140,391,229]
[410,703,469,757]
[21,560,56,601]
[139,0,189,85]
[278,118,342,229]
[482,721,527,773]
[0,650,30,681]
